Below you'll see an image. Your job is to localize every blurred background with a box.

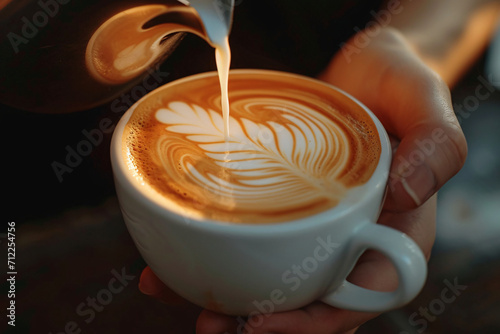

[1,0,500,333]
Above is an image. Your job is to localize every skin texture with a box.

[388,0,500,86]
[137,0,500,331]
[322,28,467,213]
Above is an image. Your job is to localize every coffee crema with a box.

[122,71,381,224]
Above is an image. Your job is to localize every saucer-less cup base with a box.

[111,69,427,316]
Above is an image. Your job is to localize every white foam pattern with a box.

[154,97,355,212]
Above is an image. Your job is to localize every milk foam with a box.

[123,72,381,223]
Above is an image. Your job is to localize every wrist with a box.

[387,0,500,87]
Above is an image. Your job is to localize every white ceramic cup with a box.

[111,69,427,316]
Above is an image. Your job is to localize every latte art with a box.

[123,71,381,223]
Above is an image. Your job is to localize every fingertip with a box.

[138,266,165,296]
[385,162,436,212]
[384,121,467,212]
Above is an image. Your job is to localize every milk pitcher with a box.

[0,0,233,113]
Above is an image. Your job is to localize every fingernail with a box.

[396,163,436,206]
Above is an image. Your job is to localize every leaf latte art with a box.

[123,71,381,223]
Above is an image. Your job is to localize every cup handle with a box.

[321,222,427,312]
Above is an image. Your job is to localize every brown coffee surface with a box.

[122,71,381,224]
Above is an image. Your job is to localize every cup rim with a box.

[111,69,392,235]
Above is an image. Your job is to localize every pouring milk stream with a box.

[181,0,234,139]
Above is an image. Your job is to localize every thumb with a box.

[384,117,467,212]
[318,28,468,212]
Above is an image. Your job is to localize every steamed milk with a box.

[122,71,381,223]
[215,38,231,139]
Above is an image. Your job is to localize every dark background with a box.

[2,0,500,333]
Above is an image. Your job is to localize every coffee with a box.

[121,70,381,224]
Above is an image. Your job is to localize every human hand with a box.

[138,27,467,333]
[319,27,467,212]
